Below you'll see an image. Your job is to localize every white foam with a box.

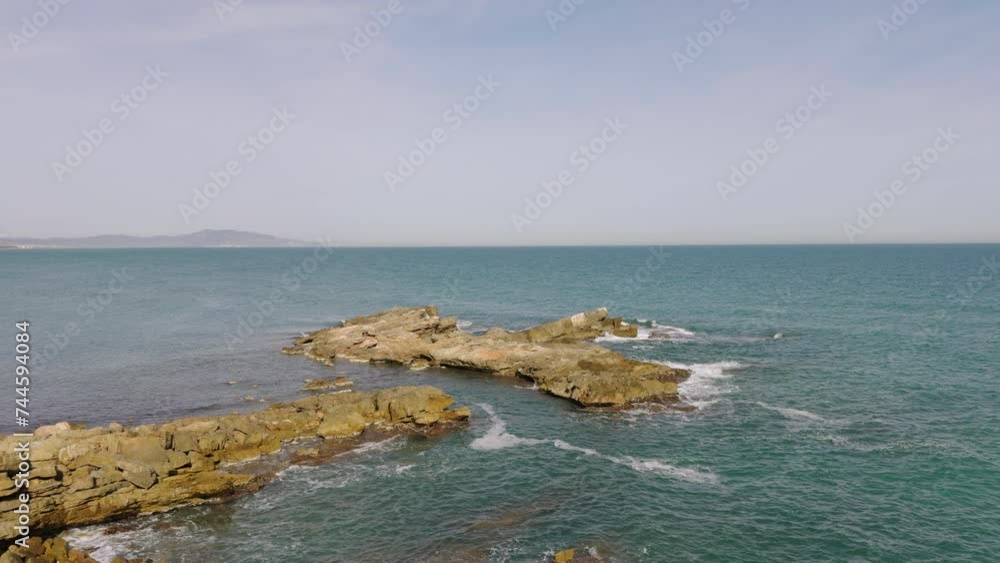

[553,439,599,457]
[595,321,697,343]
[345,436,402,456]
[594,331,647,343]
[470,404,546,450]
[555,440,719,483]
[661,360,743,409]
[473,405,718,484]
[276,464,307,479]
[456,319,473,329]
[610,455,720,484]
[756,402,825,422]
[62,514,194,563]
[61,526,125,563]
[656,325,696,339]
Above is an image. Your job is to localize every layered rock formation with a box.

[286,307,689,407]
[0,386,468,543]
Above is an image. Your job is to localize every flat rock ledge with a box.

[0,385,469,549]
[285,306,690,408]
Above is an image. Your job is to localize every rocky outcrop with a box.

[286,307,689,407]
[0,536,106,563]
[0,386,468,542]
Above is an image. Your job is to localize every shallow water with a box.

[2,245,998,561]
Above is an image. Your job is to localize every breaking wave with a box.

[470,404,547,450]
[595,319,697,342]
[659,360,744,409]
[472,405,718,484]
[597,320,783,344]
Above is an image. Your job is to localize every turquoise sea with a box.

[1,246,997,562]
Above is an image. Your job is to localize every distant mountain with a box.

[0,230,312,249]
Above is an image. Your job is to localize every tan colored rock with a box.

[374,386,457,424]
[116,460,157,489]
[186,451,215,472]
[553,548,575,563]
[0,385,467,541]
[289,306,689,407]
[13,536,44,557]
[35,422,73,437]
[0,473,17,497]
[119,436,172,476]
[42,538,70,561]
[317,411,366,438]
[66,548,99,563]
[33,463,59,479]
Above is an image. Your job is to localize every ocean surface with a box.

[1,245,997,562]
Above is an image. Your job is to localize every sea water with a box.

[1,245,997,561]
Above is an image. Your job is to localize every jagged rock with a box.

[0,386,468,541]
[288,306,689,407]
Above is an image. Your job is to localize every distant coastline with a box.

[0,229,310,249]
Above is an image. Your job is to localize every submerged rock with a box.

[288,306,689,408]
[300,376,352,391]
[0,386,468,542]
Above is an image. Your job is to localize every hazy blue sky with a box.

[1,0,997,245]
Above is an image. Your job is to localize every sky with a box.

[1,0,998,246]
